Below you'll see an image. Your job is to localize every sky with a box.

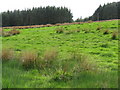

[0,0,119,20]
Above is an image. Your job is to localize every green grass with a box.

[2,20,119,88]
[2,60,118,88]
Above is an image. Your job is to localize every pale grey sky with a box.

[0,0,119,20]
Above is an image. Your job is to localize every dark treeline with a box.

[91,2,119,21]
[2,6,73,26]
[75,1,120,22]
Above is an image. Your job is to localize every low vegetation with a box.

[1,48,14,61]
[56,27,64,34]
[103,30,109,35]
[1,29,20,37]
[112,32,117,40]
[2,20,118,88]
[21,50,38,69]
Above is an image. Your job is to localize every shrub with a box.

[1,48,14,61]
[103,30,109,34]
[56,27,64,34]
[21,50,38,69]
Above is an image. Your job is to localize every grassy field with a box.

[2,20,119,88]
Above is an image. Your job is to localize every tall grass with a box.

[71,52,98,73]
[21,50,38,69]
[43,48,58,68]
[1,48,14,61]
[2,47,117,88]
[44,48,58,61]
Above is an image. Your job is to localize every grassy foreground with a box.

[2,20,119,88]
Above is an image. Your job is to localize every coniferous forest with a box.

[2,6,73,27]
[91,2,119,21]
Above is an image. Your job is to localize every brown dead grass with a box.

[1,48,14,61]
[2,29,20,37]
[21,50,38,69]
[44,48,58,61]
[8,29,20,35]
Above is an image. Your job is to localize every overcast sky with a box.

[0,0,119,20]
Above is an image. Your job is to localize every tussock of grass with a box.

[2,29,20,37]
[44,48,58,61]
[8,29,20,35]
[21,50,38,69]
[71,52,98,73]
[56,27,64,34]
[96,26,102,30]
[64,30,75,34]
[103,30,109,34]
[83,28,90,33]
[87,20,93,23]
[112,32,117,40]
[75,29,80,32]
[43,48,58,68]
[1,48,14,61]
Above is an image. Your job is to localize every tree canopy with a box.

[91,2,119,21]
[2,6,73,27]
